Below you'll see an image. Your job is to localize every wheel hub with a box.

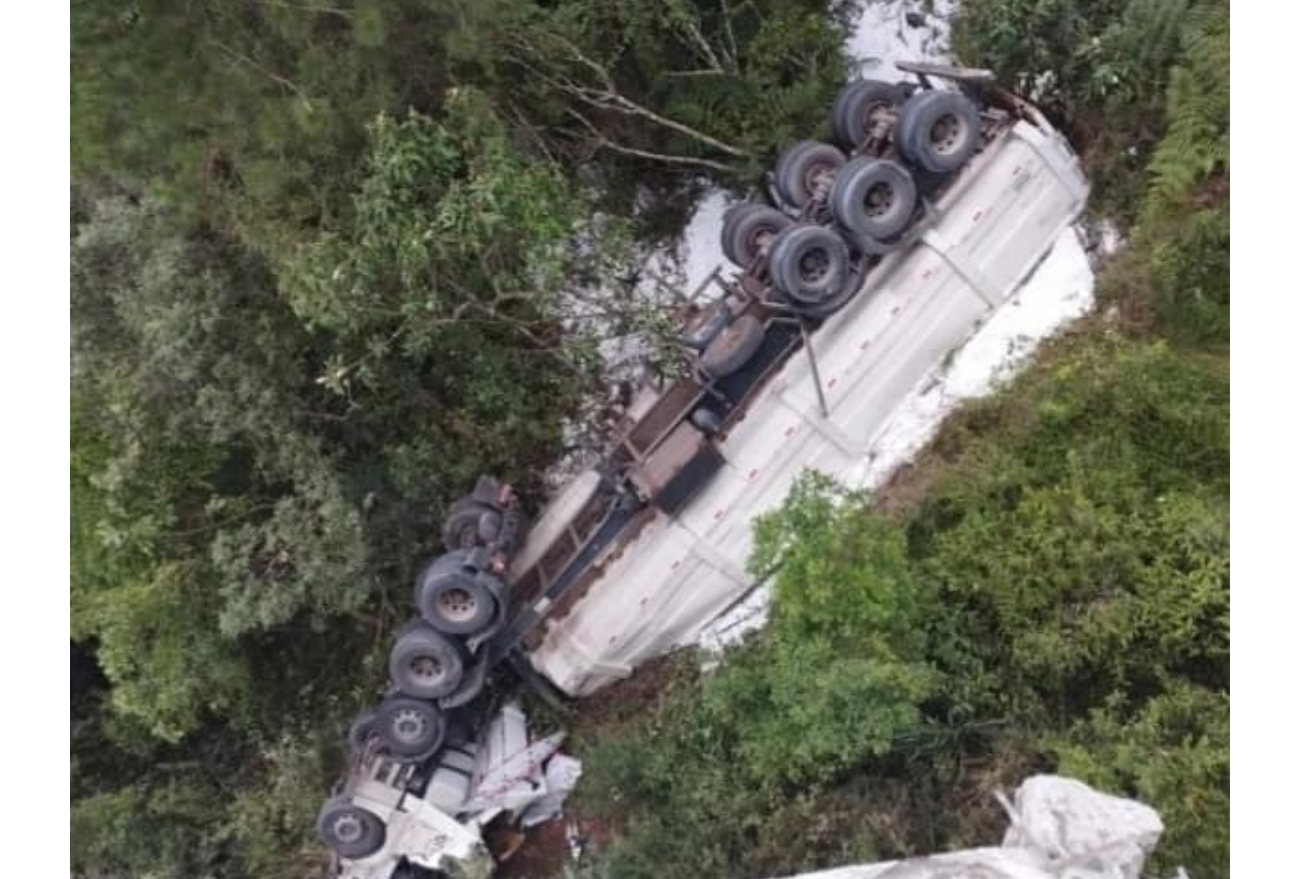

[806,162,836,196]
[411,655,443,681]
[392,708,428,743]
[798,249,831,284]
[750,225,779,257]
[333,813,363,843]
[437,587,477,622]
[865,101,895,139]
[863,181,895,218]
[930,113,962,154]
[455,522,478,548]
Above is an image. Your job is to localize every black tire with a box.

[895,90,982,173]
[831,80,906,149]
[317,796,386,859]
[690,407,723,436]
[415,551,500,636]
[441,501,498,552]
[721,203,793,268]
[374,696,446,759]
[773,141,846,208]
[699,316,764,379]
[767,224,853,311]
[388,623,465,699]
[347,710,377,755]
[679,301,732,351]
[829,157,918,240]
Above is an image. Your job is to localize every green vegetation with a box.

[954,0,1229,217]
[72,1,850,877]
[71,0,1227,877]
[570,2,1229,878]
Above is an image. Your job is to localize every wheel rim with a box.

[858,100,892,139]
[410,654,445,684]
[391,708,428,745]
[436,587,478,623]
[803,161,836,197]
[929,113,965,155]
[745,224,780,259]
[798,248,831,285]
[332,813,363,844]
[863,181,895,219]
[454,522,478,548]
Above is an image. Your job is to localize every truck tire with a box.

[831,80,906,149]
[679,301,732,351]
[895,90,981,173]
[347,710,377,755]
[388,623,464,700]
[830,157,918,241]
[767,224,852,311]
[317,796,386,859]
[441,501,498,552]
[774,141,846,208]
[375,696,446,759]
[721,203,792,268]
[699,316,764,379]
[416,552,500,636]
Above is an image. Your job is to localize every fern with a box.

[1112,0,1191,83]
[1145,1,1230,213]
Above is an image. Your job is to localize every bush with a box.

[1055,682,1229,876]
[71,778,227,879]
[954,0,1226,213]
[227,733,336,879]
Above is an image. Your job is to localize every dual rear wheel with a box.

[718,80,983,310]
[317,797,386,859]
[832,78,981,173]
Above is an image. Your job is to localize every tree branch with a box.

[719,0,742,72]
[564,109,736,173]
[252,0,353,18]
[210,40,314,110]
[509,32,749,159]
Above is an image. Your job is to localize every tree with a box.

[503,0,850,179]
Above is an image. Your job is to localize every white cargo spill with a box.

[530,114,1089,696]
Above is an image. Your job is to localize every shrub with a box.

[1055,682,1229,876]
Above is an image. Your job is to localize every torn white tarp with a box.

[463,704,567,814]
[763,775,1169,879]
[517,753,585,828]
[1000,775,1163,879]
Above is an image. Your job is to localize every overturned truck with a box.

[317,62,1089,878]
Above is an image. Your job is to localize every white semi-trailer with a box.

[317,62,1089,878]
[526,68,1088,696]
